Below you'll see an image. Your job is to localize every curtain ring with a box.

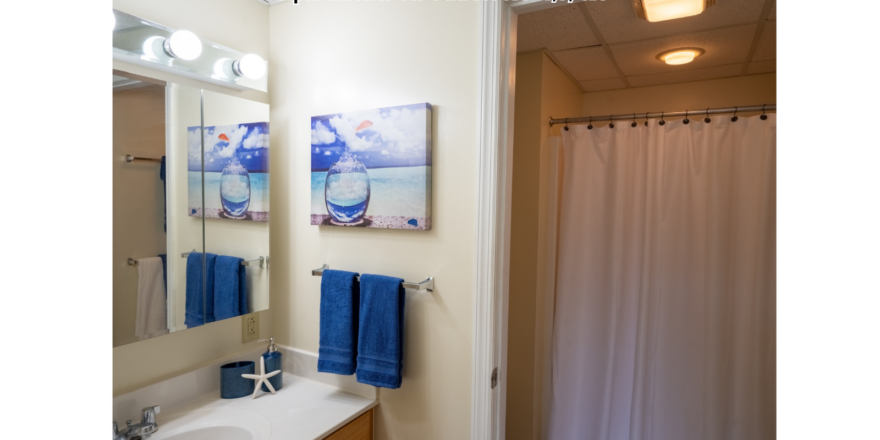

[609,116,615,129]
[704,108,711,123]
[631,113,637,128]
[659,111,666,126]
[683,109,690,125]
[760,104,768,120]
[587,116,593,130]
[644,112,649,127]
[731,106,739,122]
[563,118,569,131]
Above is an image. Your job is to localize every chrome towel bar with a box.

[180,250,268,268]
[311,264,434,292]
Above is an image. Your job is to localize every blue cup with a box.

[220,361,255,399]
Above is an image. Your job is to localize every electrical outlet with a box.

[242,312,259,343]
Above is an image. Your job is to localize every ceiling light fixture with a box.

[656,48,705,65]
[233,54,267,80]
[633,0,715,22]
[163,30,202,60]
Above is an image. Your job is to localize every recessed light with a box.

[633,0,715,22]
[656,48,705,65]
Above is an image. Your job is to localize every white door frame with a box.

[472,1,558,439]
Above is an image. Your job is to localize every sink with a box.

[150,407,272,440]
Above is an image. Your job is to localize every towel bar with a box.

[127,258,138,266]
[181,250,268,268]
[126,154,162,163]
[311,264,434,292]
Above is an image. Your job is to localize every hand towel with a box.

[318,269,361,375]
[158,253,167,296]
[356,274,405,389]
[185,252,218,327]
[214,256,248,320]
[136,257,169,340]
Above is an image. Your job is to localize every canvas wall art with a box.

[188,122,270,222]
[310,103,432,230]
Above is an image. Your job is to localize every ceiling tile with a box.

[610,25,756,76]
[580,78,627,92]
[752,22,776,61]
[553,47,619,81]
[585,0,766,44]
[517,4,600,52]
[747,59,776,75]
[627,64,743,87]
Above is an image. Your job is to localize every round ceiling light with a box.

[233,54,267,80]
[163,30,202,60]
[656,48,705,65]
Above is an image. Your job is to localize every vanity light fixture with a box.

[657,47,704,65]
[233,54,267,80]
[633,0,715,22]
[163,30,203,60]
[111,11,116,31]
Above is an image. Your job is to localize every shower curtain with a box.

[549,115,776,440]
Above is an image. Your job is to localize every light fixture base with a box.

[162,39,176,58]
[232,60,244,77]
[656,47,705,63]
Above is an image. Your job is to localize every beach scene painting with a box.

[311,103,432,230]
[188,122,270,222]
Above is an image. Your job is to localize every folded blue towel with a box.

[318,269,361,375]
[158,254,167,297]
[356,274,405,389]
[185,252,217,327]
[214,256,247,321]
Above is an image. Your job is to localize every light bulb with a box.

[233,54,267,80]
[657,48,704,65]
[163,30,202,60]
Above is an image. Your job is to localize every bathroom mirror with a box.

[113,72,270,347]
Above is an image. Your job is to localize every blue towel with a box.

[356,274,405,389]
[158,254,167,297]
[185,252,218,327]
[214,256,247,320]
[318,269,361,375]
[160,156,167,233]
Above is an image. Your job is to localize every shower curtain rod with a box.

[549,104,776,126]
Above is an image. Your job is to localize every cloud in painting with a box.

[311,120,336,145]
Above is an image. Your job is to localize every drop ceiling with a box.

[517,0,776,92]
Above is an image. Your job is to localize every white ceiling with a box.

[517,0,776,92]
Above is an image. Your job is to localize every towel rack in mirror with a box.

[126,154,162,163]
[181,250,268,268]
[311,264,434,292]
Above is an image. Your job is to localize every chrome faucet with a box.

[113,405,160,440]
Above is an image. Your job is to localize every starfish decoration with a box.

[241,356,281,399]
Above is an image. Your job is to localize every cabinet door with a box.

[325,409,373,440]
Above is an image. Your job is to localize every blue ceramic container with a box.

[220,361,255,399]
[261,352,283,392]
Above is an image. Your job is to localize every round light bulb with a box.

[664,51,695,65]
[164,30,202,60]
[233,54,267,80]
[657,48,704,66]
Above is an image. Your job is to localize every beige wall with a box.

[113,85,167,347]
[112,0,271,395]
[269,2,480,439]
[583,73,777,126]
[506,51,583,440]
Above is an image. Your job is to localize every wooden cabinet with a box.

[324,408,373,440]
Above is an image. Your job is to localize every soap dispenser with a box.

[259,338,282,392]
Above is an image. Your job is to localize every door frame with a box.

[472,1,557,439]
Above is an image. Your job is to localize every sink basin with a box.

[150,407,272,440]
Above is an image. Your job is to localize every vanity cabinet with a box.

[325,408,373,440]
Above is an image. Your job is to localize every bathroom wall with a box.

[269,2,480,439]
[112,0,271,394]
[113,84,167,347]
[506,51,583,440]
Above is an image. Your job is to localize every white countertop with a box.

[152,372,377,440]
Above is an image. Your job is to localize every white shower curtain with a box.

[549,115,776,440]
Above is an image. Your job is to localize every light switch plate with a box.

[242,312,259,343]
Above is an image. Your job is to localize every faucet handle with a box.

[141,405,161,424]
